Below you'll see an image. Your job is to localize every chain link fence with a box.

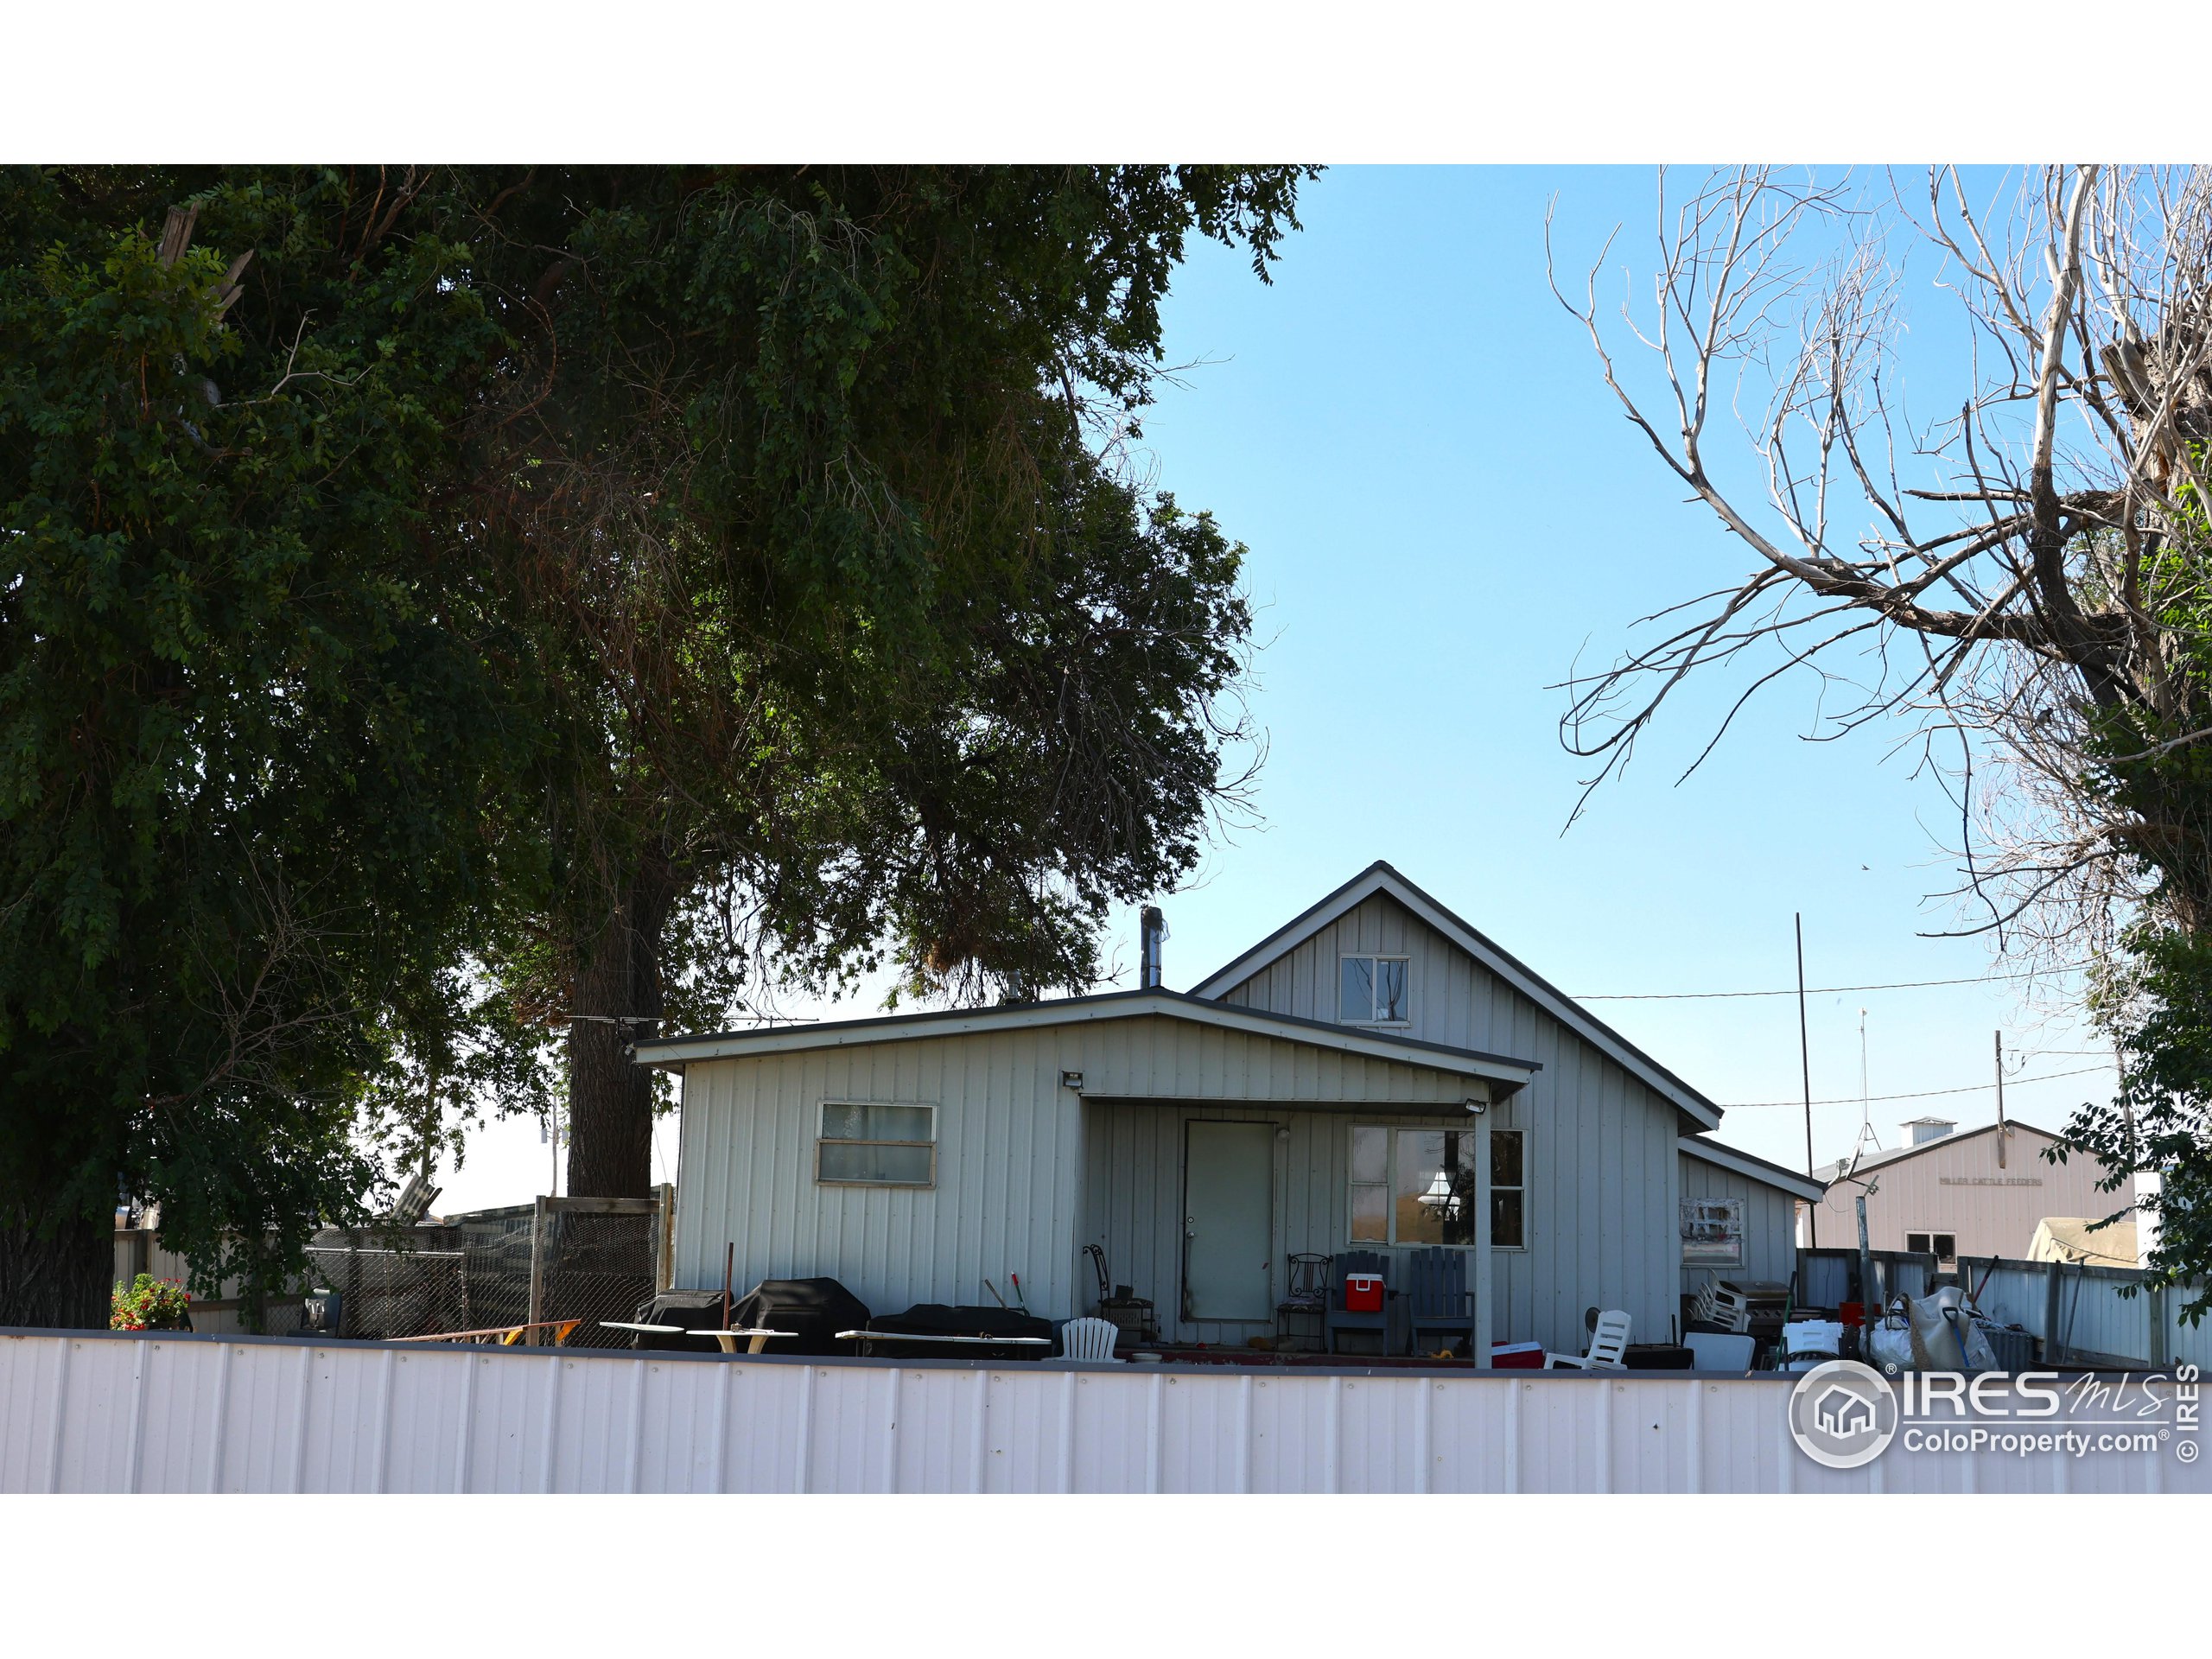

[298,1192,667,1344]
[114,1190,670,1343]
[534,1204,661,1349]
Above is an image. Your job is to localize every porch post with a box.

[1472,1099,1493,1370]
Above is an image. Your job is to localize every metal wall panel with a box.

[1217,893,1682,1355]
[1966,1260,2212,1370]
[10,1330,2203,1494]
[1678,1154,1801,1297]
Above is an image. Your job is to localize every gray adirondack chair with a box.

[1325,1250,1395,1355]
[1405,1246,1478,1357]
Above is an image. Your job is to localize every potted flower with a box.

[111,1274,194,1333]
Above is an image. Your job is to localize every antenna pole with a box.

[1995,1029,2007,1169]
[1796,913,1817,1249]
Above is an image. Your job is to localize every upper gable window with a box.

[1339,955,1410,1025]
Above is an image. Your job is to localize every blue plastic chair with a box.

[1405,1247,1477,1357]
[1325,1250,1396,1355]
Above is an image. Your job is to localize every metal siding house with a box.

[644,993,1535,1343]
[641,861,1796,1359]
[1804,1118,2138,1267]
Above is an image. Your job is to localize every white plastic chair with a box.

[1544,1309,1631,1370]
[1060,1316,1122,1362]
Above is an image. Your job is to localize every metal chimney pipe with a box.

[1140,906,1166,989]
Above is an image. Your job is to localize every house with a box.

[1802,1116,2137,1268]
[636,861,1807,1359]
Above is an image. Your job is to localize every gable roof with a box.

[634,985,1541,1094]
[1817,1118,2060,1187]
[1189,861,1724,1130]
[1678,1135,1827,1203]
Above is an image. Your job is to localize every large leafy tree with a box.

[1,166,1304,1323]
[0,168,540,1324]
[435,167,1299,1197]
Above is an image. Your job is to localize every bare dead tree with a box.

[1549,165,2212,978]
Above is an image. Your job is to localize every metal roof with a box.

[1189,861,1725,1130]
[1818,1117,2061,1186]
[634,985,1541,1092]
[1677,1135,1827,1203]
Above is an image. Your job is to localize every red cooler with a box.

[1343,1274,1385,1313]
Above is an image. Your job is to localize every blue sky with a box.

[1101,164,2108,1177]
[434,165,2113,1211]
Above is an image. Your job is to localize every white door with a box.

[1183,1122,1274,1323]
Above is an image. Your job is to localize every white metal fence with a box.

[1962,1259,2212,1370]
[3,1330,2203,1494]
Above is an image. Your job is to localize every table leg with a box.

[746,1333,769,1355]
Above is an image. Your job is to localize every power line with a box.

[1575,963,2092,1001]
[1720,1062,2113,1110]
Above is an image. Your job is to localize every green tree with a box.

[1,166,1306,1322]
[0,168,540,1324]
[435,166,1302,1196]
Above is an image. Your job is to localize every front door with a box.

[1183,1122,1274,1323]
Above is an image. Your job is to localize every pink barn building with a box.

[1801,1116,2138,1271]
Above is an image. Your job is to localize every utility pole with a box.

[1857,1187,1878,1319]
[1994,1029,2007,1169]
[1796,913,1817,1248]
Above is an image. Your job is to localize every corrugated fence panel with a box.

[1930,1259,2212,1370]
[9,1332,2209,1494]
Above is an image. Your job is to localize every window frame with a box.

[1346,1123,1526,1250]
[814,1099,938,1190]
[1932,1232,1957,1264]
[1338,954,1413,1027]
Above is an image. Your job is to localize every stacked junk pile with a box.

[1686,1266,2034,1374]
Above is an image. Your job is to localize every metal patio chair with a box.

[1275,1252,1331,1352]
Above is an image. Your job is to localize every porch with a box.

[1077,1096,1516,1358]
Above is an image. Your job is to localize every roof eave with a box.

[634,988,1541,1091]
[1678,1135,1827,1203]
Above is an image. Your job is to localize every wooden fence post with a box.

[656,1183,676,1294]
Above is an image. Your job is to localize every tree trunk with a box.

[0,1200,113,1329]
[564,852,680,1198]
